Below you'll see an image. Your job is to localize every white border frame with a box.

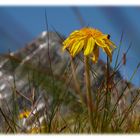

[0,0,140,6]
[0,1,140,140]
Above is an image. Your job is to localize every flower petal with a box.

[97,35,108,40]
[84,37,95,56]
[92,46,99,63]
[95,39,106,48]
[69,30,79,37]
[62,39,75,50]
[70,40,84,57]
[105,39,116,48]
[73,41,84,56]
[103,46,112,61]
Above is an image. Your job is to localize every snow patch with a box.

[41,31,47,38]
[0,84,6,91]
[20,42,47,66]
[8,75,13,80]
[0,59,8,68]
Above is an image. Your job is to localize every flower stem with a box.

[84,56,94,132]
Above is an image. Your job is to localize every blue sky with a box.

[0,6,140,86]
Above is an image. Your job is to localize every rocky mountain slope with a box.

[0,31,139,132]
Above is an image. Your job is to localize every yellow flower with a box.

[29,127,40,134]
[63,27,116,63]
[29,125,47,134]
[19,110,30,119]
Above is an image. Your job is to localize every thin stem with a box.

[101,56,111,132]
[0,107,14,133]
[84,56,94,132]
[70,56,84,104]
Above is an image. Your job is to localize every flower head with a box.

[19,110,30,119]
[63,27,116,63]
